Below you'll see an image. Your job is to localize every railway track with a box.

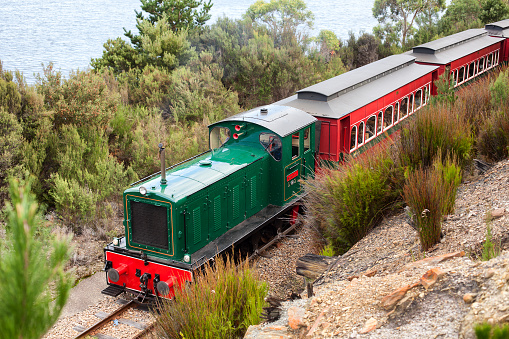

[72,299,155,339]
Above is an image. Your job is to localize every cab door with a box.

[284,131,302,202]
[302,126,314,179]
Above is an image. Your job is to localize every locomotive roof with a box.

[216,104,316,137]
[406,29,501,64]
[275,55,438,119]
[485,19,509,37]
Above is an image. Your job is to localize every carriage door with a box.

[284,130,302,202]
[302,126,314,179]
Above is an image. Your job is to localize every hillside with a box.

[246,159,509,338]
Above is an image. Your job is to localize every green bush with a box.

[399,103,473,170]
[481,223,501,261]
[0,108,24,201]
[490,69,509,108]
[155,255,267,339]
[475,322,509,339]
[304,143,402,255]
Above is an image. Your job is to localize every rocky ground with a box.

[246,159,509,338]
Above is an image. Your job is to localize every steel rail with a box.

[132,322,156,339]
[73,300,136,339]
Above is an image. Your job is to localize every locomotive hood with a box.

[125,146,265,203]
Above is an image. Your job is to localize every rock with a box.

[487,208,506,221]
[381,282,420,310]
[463,293,477,304]
[485,269,496,279]
[420,268,446,289]
[244,325,290,339]
[359,317,378,334]
[406,251,465,269]
[307,307,329,337]
[287,306,306,330]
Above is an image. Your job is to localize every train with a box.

[102,19,509,300]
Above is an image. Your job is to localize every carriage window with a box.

[377,111,383,134]
[487,54,493,68]
[394,102,400,123]
[303,127,310,152]
[210,126,230,150]
[415,89,422,109]
[260,133,282,161]
[366,115,376,140]
[479,58,485,72]
[384,106,393,129]
[292,132,300,159]
[458,67,465,83]
[358,122,364,146]
[423,87,428,105]
[495,51,499,65]
[468,62,475,78]
[452,71,457,86]
[401,97,408,118]
[409,94,414,114]
[350,125,357,151]
[475,60,479,75]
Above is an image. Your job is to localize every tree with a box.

[125,0,212,47]
[244,0,314,46]
[437,0,482,36]
[0,179,73,339]
[480,0,509,24]
[373,0,446,48]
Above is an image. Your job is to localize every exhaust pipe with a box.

[158,143,167,185]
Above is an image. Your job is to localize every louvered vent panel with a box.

[192,206,201,245]
[130,201,168,250]
[250,175,257,209]
[214,195,221,231]
[233,185,240,219]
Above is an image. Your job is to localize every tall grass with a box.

[398,103,473,170]
[304,143,403,255]
[154,255,267,339]
[403,156,461,251]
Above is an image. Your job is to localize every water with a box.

[0,0,377,83]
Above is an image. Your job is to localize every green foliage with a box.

[0,108,24,201]
[372,0,446,48]
[490,70,509,108]
[304,144,402,254]
[155,254,267,338]
[438,0,482,35]
[480,0,509,25]
[91,37,144,74]
[319,243,336,257]
[0,179,73,339]
[477,110,509,161]
[481,222,501,261]
[340,31,380,70]
[432,71,456,105]
[475,322,509,339]
[398,103,473,170]
[0,63,22,115]
[244,0,314,46]
[36,66,119,129]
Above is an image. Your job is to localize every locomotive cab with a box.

[103,105,316,299]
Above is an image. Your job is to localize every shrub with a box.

[155,254,267,339]
[475,322,509,339]
[304,143,403,255]
[481,223,501,261]
[477,110,509,161]
[403,157,461,251]
[0,108,24,201]
[0,179,73,339]
[455,75,492,135]
[490,69,509,109]
[398,103,473,170]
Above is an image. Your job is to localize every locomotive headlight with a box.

[183,254,191,263]
[139,186,147,195]
[112,237,119,246]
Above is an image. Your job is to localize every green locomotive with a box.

[103,105,316,298]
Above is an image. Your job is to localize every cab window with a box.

[292,132,300,159]
[210,126,230,150]
[260,133,282,161]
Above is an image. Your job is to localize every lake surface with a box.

[0,0,377,83]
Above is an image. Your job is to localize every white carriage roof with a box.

[485,19,509,37]
[406,29,501,64]
[275,55,438,119]
[214,104,316,137]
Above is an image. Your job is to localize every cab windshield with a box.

[210,126,230,152]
